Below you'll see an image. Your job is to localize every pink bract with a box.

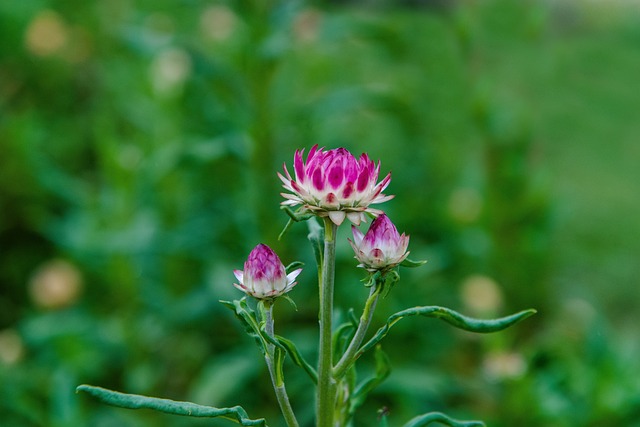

[278,145,394,226]
[349,214,410,271]
[233,244,302,299]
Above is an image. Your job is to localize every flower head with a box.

[278,145,393,226]
[233,244,302,299]
[349,214,410,272]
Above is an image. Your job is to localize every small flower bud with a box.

[233,244,302,300]
[349,214,410,272]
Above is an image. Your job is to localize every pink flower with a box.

[349,214,410,271]
[233,244,302,299]
[278,145,393,226]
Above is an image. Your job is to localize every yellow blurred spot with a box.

[29,259,83,309]
[460,274,503,315]
[200,5,237,41]
[24,10,69,57]
[483,351,527,380]
[150,48,192,96]
[0,329,25,365]
[448,187,482,223]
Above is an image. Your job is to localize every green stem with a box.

[332,284,381,379]
[317,218,337,427]
[263,303,300,427]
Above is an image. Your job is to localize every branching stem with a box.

[333,284,381,379]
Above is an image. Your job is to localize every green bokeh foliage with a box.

[1,0,640,426]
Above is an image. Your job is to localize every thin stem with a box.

[263,302,300,427]
[317,218,337,427]
[332,284,381,379]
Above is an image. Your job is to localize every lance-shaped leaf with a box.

[358,307,536,358]
[279,207,315,240]
[259,323,318,384]
[76,385,268,426]
[220,298,269,354]
[275,335,318,384]
[307,218,324,269]
[349,345,391,414]
[402,411,485,427]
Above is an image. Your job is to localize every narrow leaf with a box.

[285,261,304,274]
[400,258,428,268]
[278,218,295,241]
[402,411,485,427]
[76,385,268,426]
[359,307,536,357]
[307,218,324,268]
[221,299,269,354]
[274,335,318,384]
[350,346,391,414]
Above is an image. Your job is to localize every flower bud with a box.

[233,244,302,299]
[349,214,410,272]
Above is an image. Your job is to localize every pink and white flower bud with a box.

[349,214,410,272]
[278,145,394,226]
[233,244,302,299]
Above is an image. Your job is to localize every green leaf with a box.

[307,217,324,268]
[333,319,357,359]
[350,345,391,414]
[400,258,428,268]
[257,321,318,385]
[278,207,314,240]
[402,411,485,427]
[275,335,318,384]
[76,385,268,426]
[358,307,536,357]
[221,298,269,354]
[285,261,304,274]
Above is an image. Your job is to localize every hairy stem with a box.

[264,303,299,427]
[317,218,337,427]
[333,284,381,379]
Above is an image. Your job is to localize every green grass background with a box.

[1,0,640,426]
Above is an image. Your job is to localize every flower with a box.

[233,244,302,299]
[278,145,393,226]
[349,214,410,271]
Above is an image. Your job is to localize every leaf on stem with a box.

[273,335,318,384]
[400,258,428,268]
[221,298,269,354]
[307,217,324,268]
[401,411,485,427]
[349,345,391,414]
[279,207,315,240]
[76,385,268,426]
[358,307,536,357]
[285,261,305,274]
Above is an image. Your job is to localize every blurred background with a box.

[1,0,640,426]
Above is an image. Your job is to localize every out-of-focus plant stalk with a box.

[263,301,299,427]
[317,218,337,427]
[245,0,279,240]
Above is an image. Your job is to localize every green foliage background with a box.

[1,0,640,426]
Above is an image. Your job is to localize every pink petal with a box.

[233,269,244,283]
[351,224,365,246]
